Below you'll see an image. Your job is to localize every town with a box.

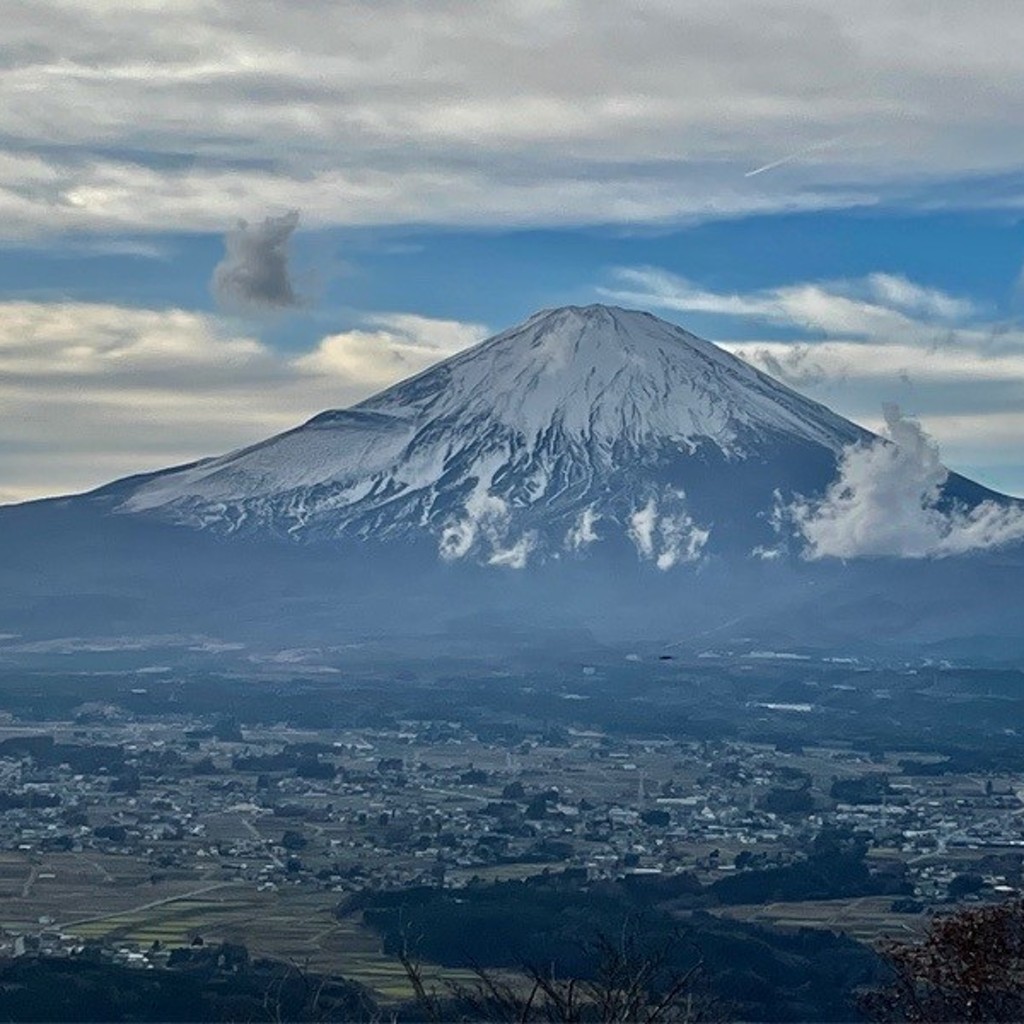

[0,650,1022,1002]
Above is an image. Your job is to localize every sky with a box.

[3,0,1024,504]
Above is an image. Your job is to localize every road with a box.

[59,881,240,930]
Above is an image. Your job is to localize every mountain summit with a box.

[110,305,870,564]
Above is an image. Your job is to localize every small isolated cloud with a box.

[488,534,536,570]
[439,492,509,562]
[628,491,709,570]
[785,405,1024,559]
[439,489,535,569]
[565,506,600,551]
[745,343,832,388]
[213,210,301,311]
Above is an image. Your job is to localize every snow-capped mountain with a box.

[106,305,873,565]
[3,304,1022,659]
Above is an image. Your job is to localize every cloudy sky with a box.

[3,0,1024,503]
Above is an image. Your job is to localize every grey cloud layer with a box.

[5,1,1024,234]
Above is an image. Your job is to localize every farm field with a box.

[0,849,471,1000]
[706,895,930,944]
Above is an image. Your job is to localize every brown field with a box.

[706,895,930,944]
[0,849,473,1001]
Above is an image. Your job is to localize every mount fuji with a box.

[112,304,869,559]
[2,305,1022,661]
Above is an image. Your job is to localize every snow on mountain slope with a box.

[358,305,861,451]
[114,305,871,563]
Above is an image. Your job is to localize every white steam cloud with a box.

[439,489,535,569]
[565,507,600,552]
[628,491,709,570]
[787,405,1024,559]
[487,535,535,570]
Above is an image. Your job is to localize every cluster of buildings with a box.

[0,704,1021,959]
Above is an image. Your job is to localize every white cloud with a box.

[438,489,536,568]
[605,267,981,346]
[656,511,711,570]
[784,406,1024,559]
[296,314,487,387]
[605,265,1024,496]
[0,156,862,238]
[6,2,1024,235]
[565,506,600,551]
[488,534,536,569]
[628,492,709,569]
[726,340,1024,386]
[438,518,477,562]
[0,301,485,502]
[629,499,658,560]
[864,273,975,321]
[439,492,510,563]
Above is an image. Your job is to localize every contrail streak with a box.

[744,135,845,178]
